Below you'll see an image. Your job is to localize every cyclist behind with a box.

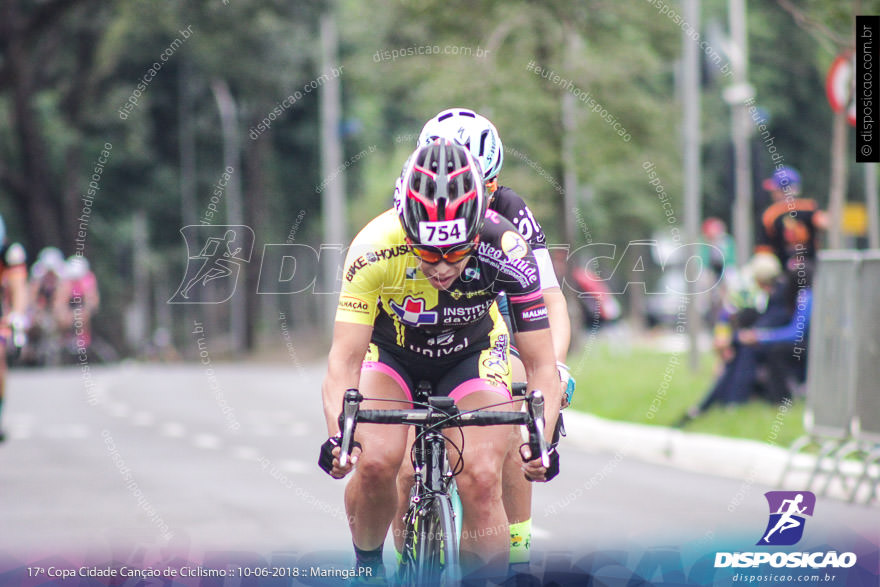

[54,255,100,353]
[319,140,561,582]
[0,214,29,442]
[24,247,65,364]
[414,108,573,571]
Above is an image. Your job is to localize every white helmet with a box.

[418,108,504,181]
[32,247,65,278]
[65,255,91,280]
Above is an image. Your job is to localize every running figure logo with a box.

[757,491,816,546]
[169,226,254,304]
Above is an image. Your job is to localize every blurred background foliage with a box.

[0,0,874,358]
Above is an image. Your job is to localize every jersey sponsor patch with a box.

[338,295,370,314]
[406,337,472,358]
[418,219,467,246]
[463,267,481,281]
[426,332,456,346]
[345,244,410,281]
[441,299,495,324]
[521,303,548,322]
[389,296,438,326]
[480,332,510,384]
[501,230,529,260]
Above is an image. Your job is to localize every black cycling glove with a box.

[520,442,561,482]
[318,436,362,476]
[543,446,560,481]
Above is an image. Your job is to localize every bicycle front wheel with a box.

[407,495,460,585]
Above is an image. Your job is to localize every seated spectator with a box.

[677,254,812,424]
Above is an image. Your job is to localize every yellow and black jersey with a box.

[336,209,549,359]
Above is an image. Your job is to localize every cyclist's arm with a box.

[498,193,569,361]
[85,274,100,314]
[6,265,28,317]
[52,280,71,320]
[515,327,561,440]
[1,243,28,318]
[321,321,373,437]
[542,286,570,363]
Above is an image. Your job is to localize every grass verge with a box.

[567,340,805,446]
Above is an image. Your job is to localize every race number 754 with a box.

[418,219,466,246]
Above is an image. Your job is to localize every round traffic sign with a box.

[826,52,857,126]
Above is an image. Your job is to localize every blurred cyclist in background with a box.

[23,247,66,365]
[54,255,100,354]
[0,214,29,442]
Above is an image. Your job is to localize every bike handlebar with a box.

[354,409,529,426]
[338,388,361,468]
[526,390,550,468]
[335,385,550,471]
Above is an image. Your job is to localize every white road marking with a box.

[288,422,309,436]
[159,422,187,438]
[193,434,222,450]
[231,446,262,461]
[29,424,91,440]
[131,412,155,427]
[279,460,310,474]
[107,403,131,418]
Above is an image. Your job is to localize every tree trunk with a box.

[244,120,269,351]
[4,0,62,252]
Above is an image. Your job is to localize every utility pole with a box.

[211,79,246,352]
[561,27,578,247]
[725,0,755,267]
[828,109,848,249]
[178,57,197,343]
[682,0,701,370]
[867,163,880,248]
[320,7,345,326]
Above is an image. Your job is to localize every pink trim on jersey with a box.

[361,361,413,404]
[449,378,511,403]
[71,272,98,298]
[508,290,543,304]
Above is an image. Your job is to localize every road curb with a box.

[562,410,872,503]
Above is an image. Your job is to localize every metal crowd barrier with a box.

[849,251,880,502]
[779,250,880,504]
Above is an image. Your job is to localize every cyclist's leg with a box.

[451,387,512,577]
[498,300,536,564]
[345,346,412,561]
[438,321,513,577]
[501,353,533,565]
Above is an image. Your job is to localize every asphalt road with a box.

[1,362,876,583]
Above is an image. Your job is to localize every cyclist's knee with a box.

[456,464,502,503]
[396,467,415,490]
[355,456,399,485]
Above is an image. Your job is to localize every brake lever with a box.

[338,389,362,468]
[527,390,550,468]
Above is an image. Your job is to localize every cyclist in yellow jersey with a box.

[319,140,561,582]
[415,108,574,572]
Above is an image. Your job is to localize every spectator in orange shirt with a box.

[755,166,827,271]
